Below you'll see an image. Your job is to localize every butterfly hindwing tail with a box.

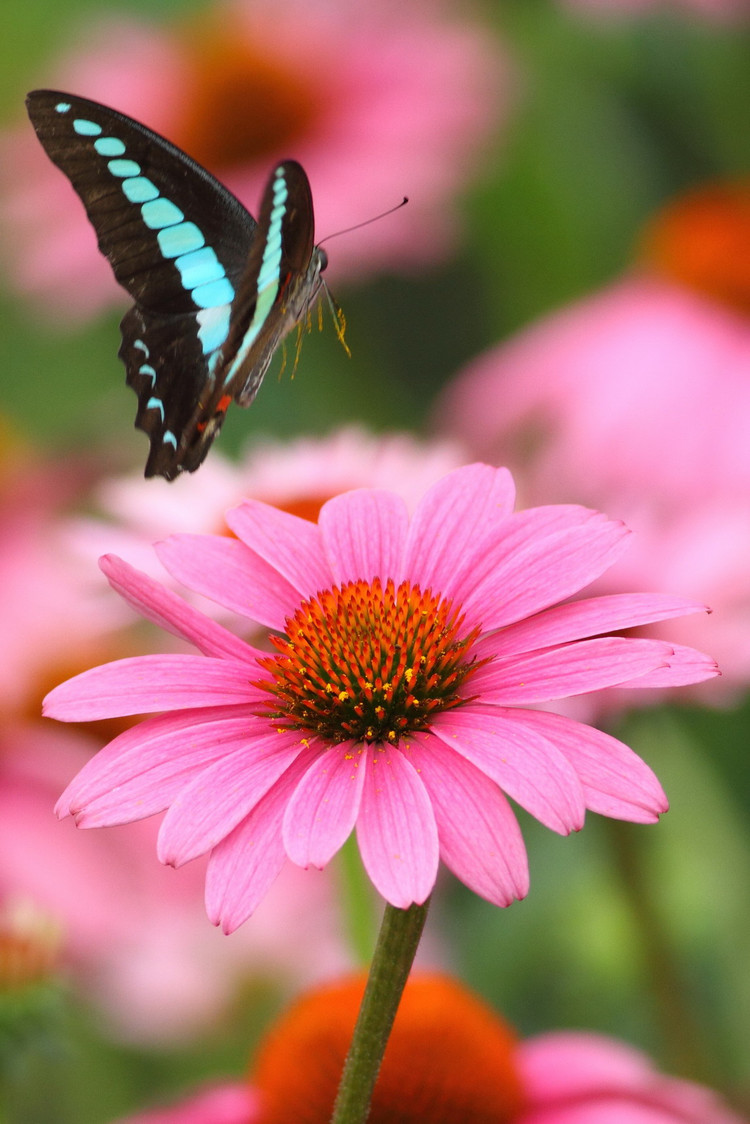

[119,305,229,479]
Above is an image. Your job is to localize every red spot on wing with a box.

[196,395,232,433]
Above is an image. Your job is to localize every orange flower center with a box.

[251,973,527,1123]
[639,179,750,315]
[0,902,61,991]
[278,494,333,524]
[173,16,328,170]
[257,578,481,744]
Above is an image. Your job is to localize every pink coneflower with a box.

[46,465,717,931]
[2,0,509,320]
[436,183,750,703]
[114,974,743,1124]
[436,279,750,510]
[0,449,351,1042]
[0,454,127,717]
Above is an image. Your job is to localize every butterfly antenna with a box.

[315,197,408,359]
[310,197,406,362]
[318,196,409,247]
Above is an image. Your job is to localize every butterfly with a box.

[26,89,343,480]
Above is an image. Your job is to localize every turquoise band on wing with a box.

[224,166,288,384]
[53,104,235,341]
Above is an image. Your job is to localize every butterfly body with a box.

[26,90,328,479]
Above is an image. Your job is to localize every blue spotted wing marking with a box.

[26,90,327,480]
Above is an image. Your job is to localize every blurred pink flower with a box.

[0,730,353,1042]
[437,279,750,507]
[436,278,750,703]
[113,973,744,1123]
[46,464,715,931]
[0,457,126,716]
[69,427,468,583]
[0,451,351,1042]
[113,1084,258,1124]
[519,1031,744,1123]
[2,0,510,320]
[1,728,352,1044]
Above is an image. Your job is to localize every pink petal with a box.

[43,655,261,720]
[619,643,719,688]
[56,705,265,825]
[457,518,632,632]
[433,504,608,611]
[225,499,332,597]
[504,710,668,821]
[156,534,297,630]
[318,490,409,585]
[477,593,710,659]
[157,730,309,866]
[404,733,528,905]
[402,463,516,593]
[472,637,675,702]
[521,1031,660,1101]
[99,554,257,662]
[356,746,439,907]
[282,742,366,868]
[432,709,585,833]
[119,1083,258,1124]
[205,743,319,933]
[206,798,287,935]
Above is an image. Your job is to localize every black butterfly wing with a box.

[26,90,254,309]
[26,89,258,478]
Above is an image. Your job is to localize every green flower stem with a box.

[330,897,431,1124]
